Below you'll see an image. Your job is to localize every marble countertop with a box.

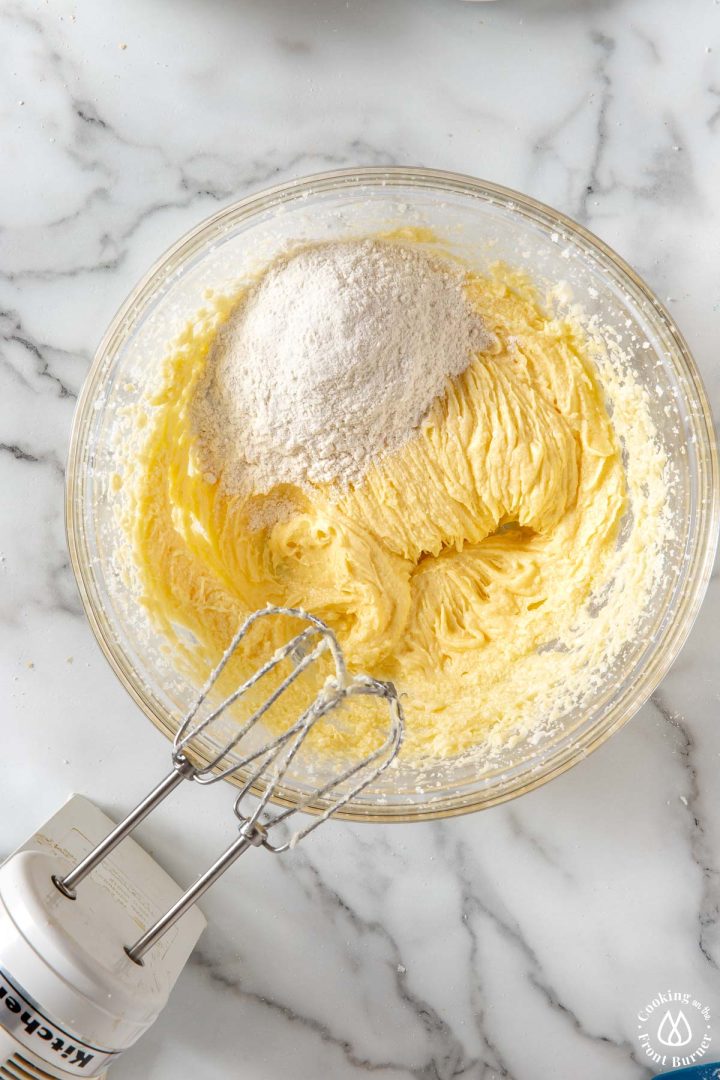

[2,1,719,1077]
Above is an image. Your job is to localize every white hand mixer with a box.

[0,607,404,1078]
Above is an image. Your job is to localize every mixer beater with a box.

[0,607,404,1078]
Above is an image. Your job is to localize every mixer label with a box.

[0,967,121,1075]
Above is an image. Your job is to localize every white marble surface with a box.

[1,1,719,1077]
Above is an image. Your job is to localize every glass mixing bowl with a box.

[66,167,718,822]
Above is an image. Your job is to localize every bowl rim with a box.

[66,165,720,823]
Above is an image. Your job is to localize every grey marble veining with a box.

[1,1,718,1077]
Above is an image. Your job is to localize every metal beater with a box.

[0,606,403,1078]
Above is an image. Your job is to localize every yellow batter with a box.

[126,250,630,760]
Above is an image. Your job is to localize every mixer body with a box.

[0,796,205,1078]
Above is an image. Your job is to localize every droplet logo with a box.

[636,991,712,1069]
[657,1009,693,1048]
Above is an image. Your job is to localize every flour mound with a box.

[193,239,492,492]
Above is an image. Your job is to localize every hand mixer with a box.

[0,606,404,1079]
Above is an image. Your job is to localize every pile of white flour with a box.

[193,239,492,493]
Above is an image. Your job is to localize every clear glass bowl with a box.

[66,167,718,822]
